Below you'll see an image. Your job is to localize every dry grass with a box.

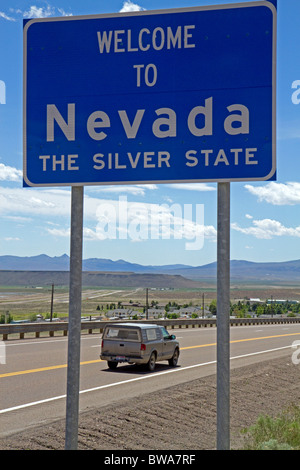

[2,283,300,321]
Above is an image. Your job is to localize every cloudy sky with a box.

[1,0,300,266]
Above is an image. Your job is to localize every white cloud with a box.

[0,187,71,218]
[47,227,70,237]
[0,187,217,248]
[57,8,73,17]
[0,163,22,182]
[3,215,32,223]
[94,200,217,248]
[88,184,158,197]
[0,11,16,21]
[245,182,300,205]
[232,218,300,239]
[119,1,146,12]
[23,5,55,18]
[19,5,72,19]
[165,183,216,192]
[46,225,117,241]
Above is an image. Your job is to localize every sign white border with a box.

[23,1,277,187]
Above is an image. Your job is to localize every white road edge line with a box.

[0,345,292,414]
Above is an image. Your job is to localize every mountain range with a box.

[1,254,300,282]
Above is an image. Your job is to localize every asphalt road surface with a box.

[1,323,300,438]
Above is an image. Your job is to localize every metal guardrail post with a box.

[1,317,300,341]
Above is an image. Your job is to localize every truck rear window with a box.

[104,327,140,341]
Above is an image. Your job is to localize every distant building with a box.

[168,306,203,317]
[147,308,165,318]
[106,308,133,319]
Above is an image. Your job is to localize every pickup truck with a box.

[100,323,180,371]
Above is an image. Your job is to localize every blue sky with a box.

[1,0,300,267]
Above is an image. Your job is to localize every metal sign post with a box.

[217,182,230,450]
[65,186,84,450]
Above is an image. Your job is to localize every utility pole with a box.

[50,283,54,322]
[146,288,149,320]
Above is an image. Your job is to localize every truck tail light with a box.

[141,343,146,351]
[101,340,103,348]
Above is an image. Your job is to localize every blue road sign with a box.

[23,2,276,187]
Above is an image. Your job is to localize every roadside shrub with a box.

[0,313,13,324]
[166,313,179,319]
[258,439,293,450]
[241,405,300,450]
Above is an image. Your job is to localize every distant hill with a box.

[1,254,300,283]
[167,259,300,282]
[0,254,190,273]
[0,270,203,289]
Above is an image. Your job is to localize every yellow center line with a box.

[0,359,102,379]
[182,331,300,350]
[1,331,300,379]
[181,343,216,350]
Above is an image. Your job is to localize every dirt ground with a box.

[1,354,300,450]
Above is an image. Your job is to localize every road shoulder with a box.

[0,353,299,450]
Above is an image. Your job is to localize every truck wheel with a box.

[147,352,156,372]
[168,348,179,367]
[107,361,118,369]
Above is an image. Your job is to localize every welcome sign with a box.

[23,2,276,186]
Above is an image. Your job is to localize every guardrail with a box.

[1,316,300,341]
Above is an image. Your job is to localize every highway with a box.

[1,323,300,438]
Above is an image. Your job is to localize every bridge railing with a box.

[1,316,300,341]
